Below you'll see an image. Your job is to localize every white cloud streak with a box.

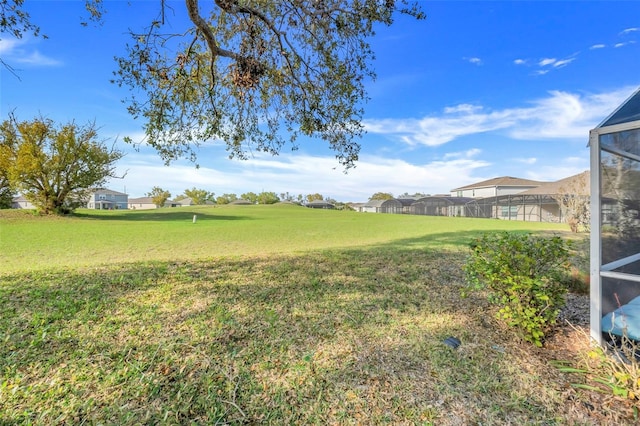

[514,157,537,165]
[112,150,491,201]
[0,36,61,66]
[364,87,635,146]
[539,58,557,67]
[621,27,639,35]
[110,88,634,201]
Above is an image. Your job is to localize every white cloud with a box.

[621,27,639,35]
[444,104,482,114]
[16,50,62,66]
[590,44,606,50]
[0,36,61,66]
[533,56,576,72]
[553,58,575,68]
[613,42,636,48]
[364,87,635,146]
[112,150,492,201]
[0,38,24,55]
[513,59,527,65]
[442,148,482,160]
[364,109,514,147]
[514,157,537,165]
[539,58,557,67]
[466,57,482,65]
[524,157,589,182]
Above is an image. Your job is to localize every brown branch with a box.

[185,0,240,61]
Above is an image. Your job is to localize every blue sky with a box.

[1,1,639,201]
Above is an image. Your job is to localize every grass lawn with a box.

[1,204,567,274]
[0,206,636,424]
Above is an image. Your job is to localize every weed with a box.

[553,329,640,419]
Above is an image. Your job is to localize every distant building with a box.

[87,188,128,210]
[305,200,335,209]
[350,172,591,224]
[230,199,252,205]
[11,196,36,209]
[128,197,158,210]
[450,176,545,198]
[357,199,402,213]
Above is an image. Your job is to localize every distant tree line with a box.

[143,188,347,207]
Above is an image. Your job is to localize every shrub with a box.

[463,232,571,347]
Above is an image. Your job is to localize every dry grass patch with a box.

[1,246,636,424]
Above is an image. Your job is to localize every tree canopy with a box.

[305,193,323,202]
[147,186,172,207]
[110,0,425,169]
[256,191,279,204]
[370,192,394,200]
[2,1,425,170]
[216,193,238,205]
[177,187,216,204]
[0,172,13,209]
[0,116,123,214]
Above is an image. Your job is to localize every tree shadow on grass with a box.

[1,237,609,424]
[71,210,250,222]
[366,228,571,252]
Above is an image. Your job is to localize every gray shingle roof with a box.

[451,176,545,192]
[518,171,590,196]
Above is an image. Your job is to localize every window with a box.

[501,206,518,218]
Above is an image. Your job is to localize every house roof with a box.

[518,171,590,196]
[92,188,128,196]
[230,199,252,205]
[414,196,476,205]
[129,197,155,203]
[451,176,545,191]
[174,197,194,205]
[397,198,417,206]
[363,200,386,207]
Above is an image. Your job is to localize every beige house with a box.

[11,196,36,209]
[512,171,589,223]
[465,171,589,222]
[128,197,158,210]
[450,176,545,198]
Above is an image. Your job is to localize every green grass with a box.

[1,206,634,424]
[1,204,567,274]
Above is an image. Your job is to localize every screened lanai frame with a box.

[589,87,640,344]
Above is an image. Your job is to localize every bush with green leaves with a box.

[464,232,572,347]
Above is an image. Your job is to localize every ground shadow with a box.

[71,210,250,222]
